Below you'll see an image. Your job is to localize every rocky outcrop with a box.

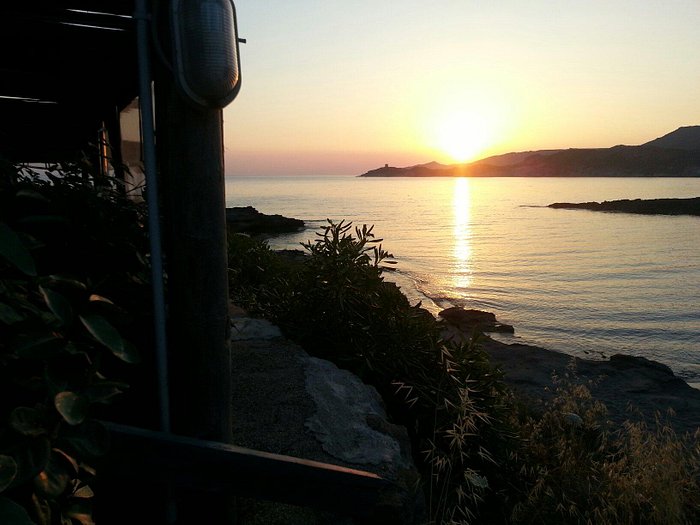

[483,339,700,434]
[548,197,700,216]
[226,206,304,234]
[304,358,414,480]
[229,309,422,524]
[440,307,700,434]
[438,306,515,333]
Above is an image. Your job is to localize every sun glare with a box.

[434,109,499,163]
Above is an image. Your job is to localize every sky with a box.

[222,0,700,176]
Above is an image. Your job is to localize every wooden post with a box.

[154,73,232,445]
[154,69,234,523]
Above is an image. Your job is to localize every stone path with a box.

[228,310,421,524]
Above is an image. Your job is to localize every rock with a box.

[304,357,414,478]
[548,197,700,216]
[304,358,422,523]
[226,206,304,234]
[609,354,675,375]
[478,337,700,435]
[438,306,515,334]
[231,317,283,341]
[230,319,422,523]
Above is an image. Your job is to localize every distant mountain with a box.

[642,126,700,151]
[359,127,700,178]
[412,161,450,170]
[477,149,560,167]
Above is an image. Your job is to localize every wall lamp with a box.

[170,0,242,109]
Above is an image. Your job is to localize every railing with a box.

[97,422,394,524]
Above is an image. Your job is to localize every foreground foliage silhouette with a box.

[229,221,700,524]
[2,166,694,524]
[0,162,151,524]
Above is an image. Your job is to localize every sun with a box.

[434,109,498,163]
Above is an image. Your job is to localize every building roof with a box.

[0,1,139,161]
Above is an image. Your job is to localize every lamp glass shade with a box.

[171,0,241,108]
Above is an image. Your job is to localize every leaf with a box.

[117,340,141,364]
[11,437,50,488]
[54,392,88,426]
[465,469,489,489]
[84,382,128,404]
[0,302,24,325]
[0,496,35,525]
[51,449,78,477]
[11,333,64,359]
[0,456,18,493]
[31,494,51,525]
[44,276,87,291]
[39,287,73,326]
[10,408,46,437]
[79,464,96,478]
[79,314,139,363]
[77,314,121,354]
[0,222,37,276]
[33,452,71,499]
[72,485,94,499]
[88,294,113,305]
[86,296,129,320]
[64,500,94,525]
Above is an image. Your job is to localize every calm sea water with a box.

[225,176,700,384]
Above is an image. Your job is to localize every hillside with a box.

[643,125,700,150]
[360,126,700,177]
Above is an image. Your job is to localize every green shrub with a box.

[1,162,150,524]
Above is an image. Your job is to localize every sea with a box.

[225,176,700,386]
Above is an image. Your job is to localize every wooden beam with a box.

[98,422,389,521]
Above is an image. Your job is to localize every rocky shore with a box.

[226,206,304,234]
[228,302,699,522]
[548,196,700,216]
[440,307,700,435]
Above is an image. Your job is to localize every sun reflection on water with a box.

[453,177,473,290]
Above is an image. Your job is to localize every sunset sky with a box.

[223,0,700,176]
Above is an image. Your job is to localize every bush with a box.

[510,373,700,524]
[0,162,151,524]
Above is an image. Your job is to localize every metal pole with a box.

[134,0,171,434]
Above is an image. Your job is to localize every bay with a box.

[225,176,700,384]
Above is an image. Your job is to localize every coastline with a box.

[230,217,700,521]
[441,319,700,435]
[240,209,700,436]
